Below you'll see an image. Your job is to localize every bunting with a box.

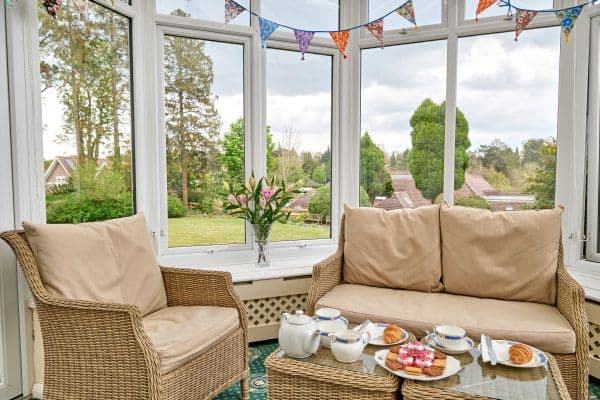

[259,17,279,47]
[330,31,350,59]
[366,19,385,48]
[5,0,15,6]
[225,0,245,23]
[396,0,417,27]
[556,6,583,43]
[514,10,537,41]
[476,0,497,21]
[293,30,315,60]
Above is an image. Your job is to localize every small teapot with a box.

[329,329,371,363]
[278,310,320,359]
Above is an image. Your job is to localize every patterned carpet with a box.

[214,339,600,400]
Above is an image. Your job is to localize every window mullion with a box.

[443,0,459,205]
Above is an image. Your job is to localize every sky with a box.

[42,0,560,159]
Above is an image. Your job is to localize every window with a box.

[464,0,555,20]
[39,0,134,224]
[360,40,447,210]
[262,0,339,34]
[156,0,250,26]
[266,48,333,241]
[369,0,442,29]
[456,28,560,211]
[163,35,245,248]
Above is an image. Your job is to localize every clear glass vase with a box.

[252,223,272,267]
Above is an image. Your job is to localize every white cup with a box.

[329,329,371,363]
[434,324,466,350]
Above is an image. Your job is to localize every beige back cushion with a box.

[440,206,561,305]
[343,205,443,292]
[23,214,167,315]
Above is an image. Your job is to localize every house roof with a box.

[44,155,109,183]
[286,188,316,211]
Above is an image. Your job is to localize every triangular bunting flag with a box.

[329,30,350,59]
[294,30,315,60]
[366,19,384,48]
[259,18,279,48]
[514,10,537,41]
[5,0,15,6]
[476,0,497,21]
[556,6,583,43]
[396,0,417,27]
[225,0,245,23]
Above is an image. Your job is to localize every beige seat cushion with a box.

[317,284,575,354]
[343,205,443,292]
[440,206,561,305]
[143,306,240,374]
[23,214,167,316]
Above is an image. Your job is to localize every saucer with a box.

[477,340,547,368]
[352,323,409,346]
[423,333,474,355]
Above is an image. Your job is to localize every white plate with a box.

[477,340,547,368]
[374,349,461,381]
[352,323,409,346]
[423,333,474,355]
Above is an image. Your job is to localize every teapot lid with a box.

[287,310,311,325]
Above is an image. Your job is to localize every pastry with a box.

[404,366,422,376]
[398,354,414,368]
[386,351,398,362]
[509,343,533,364]
[433,358,447,368]
[433,350,447,360]
[385,359,403,371]
[383,324,404,344]
[415,356,433,368]
[423,366,444,377]
[389,344,402,354]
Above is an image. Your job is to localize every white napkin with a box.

[480,334,490,363]
[357,321,383,339]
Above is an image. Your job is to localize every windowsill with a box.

[569,266,600,303]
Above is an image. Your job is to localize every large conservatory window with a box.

[156,0,250,26]
[39,0,134,224]
[262,0,339,34]
[360,40,446,210]
[266,48,333,241]
[368,0,442,29]
[456,28,560,211]
[163,36,245,248]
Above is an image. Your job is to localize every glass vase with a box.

[252,223,272,267]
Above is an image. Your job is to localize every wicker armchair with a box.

[0,230,249,400]
[306,216,589,400]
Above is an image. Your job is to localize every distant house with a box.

[285,188,316,211]
[373,171,535,211]
[44,156,108,190]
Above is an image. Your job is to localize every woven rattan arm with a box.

[35,294,162,400]
[306,250,343,315]
[556,264,588,400]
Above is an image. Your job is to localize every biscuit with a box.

[385,359,403,371]
[423,366,444,377]
[433,350,447,360]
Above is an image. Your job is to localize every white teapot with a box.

[278,310,320,359]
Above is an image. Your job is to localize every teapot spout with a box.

[303,329,320,355]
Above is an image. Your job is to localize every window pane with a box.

[464,0,555,20]
[361,40,446,209]
[163,36,245,247]
[457,28,559,211]
[39,1,134,223]
[266,49,332,241]
[156,0,250,26]
[262,0,339,34]
[369,0,441,29]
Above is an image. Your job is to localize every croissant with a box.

[509,344,533,364]
[383,324,403,344]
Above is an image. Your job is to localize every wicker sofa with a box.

[0,216,249,400]
[306,205,588,400]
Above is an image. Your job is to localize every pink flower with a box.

[238,194,247,207]
[261,186,274,201]
[228,194,238,206]
[259,195,267,209]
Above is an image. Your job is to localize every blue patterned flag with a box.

[259,17,279,48]
[556,6,583,43]
[225,0,245,23]
[6,0,14,6]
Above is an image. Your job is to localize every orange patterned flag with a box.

[476,0,496,21]
[366,19,384,48]
[515,10,537,41]
[330,31,350,59]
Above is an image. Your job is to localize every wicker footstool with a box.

[401,348,571,400]
[265,341,407,400]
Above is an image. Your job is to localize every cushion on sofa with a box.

[23,214,167,316]
[316,284,575,354]
[343,204,443,292]
[143,306,240,373]
[440,206,561,305]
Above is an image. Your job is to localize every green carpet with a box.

[215,340,600,400]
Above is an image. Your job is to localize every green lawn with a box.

[168,215,330,247]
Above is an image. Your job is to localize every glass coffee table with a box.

[401,345,571,400]
[265,333,416,400]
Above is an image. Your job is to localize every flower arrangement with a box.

[225,174,299,265]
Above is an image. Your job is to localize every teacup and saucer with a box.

[424,324,474,355]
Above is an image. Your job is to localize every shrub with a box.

[168,196,187,218]
[359,186,371,207]
[46,192,133,223]
[308,184,330,216]
[455,194,491,210]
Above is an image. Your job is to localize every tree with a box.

[271,124,304,184]
[311,164,327,184]
[301,152,319,176]
[360,132,389,200]
[308,184,330,216]
[478,139,519,176]
[525,140,556,209]
[220,118,245,184]
[163,28,221,210]
[359,186,371,207]
[521,138,547,166]
[408,99,471,200]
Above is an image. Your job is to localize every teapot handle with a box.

[328,333,338,344]
[340,316,349,326]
